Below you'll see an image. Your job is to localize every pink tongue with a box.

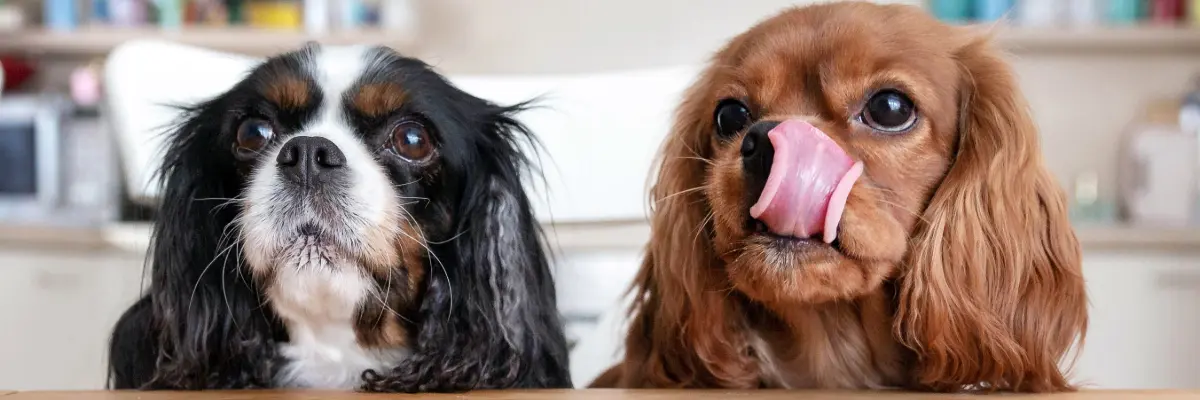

[748,120,862,244]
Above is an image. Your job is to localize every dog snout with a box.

[277,136,346,185]
[742,120,779,198]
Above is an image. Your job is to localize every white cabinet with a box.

[561,245,1200,389]
[1074,251,1200,389]
[0,247,144,390]
[3,239,1200,390]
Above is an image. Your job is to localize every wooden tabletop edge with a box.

[8,389,1200,398]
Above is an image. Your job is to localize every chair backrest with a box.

[104,40,258,205]
[103,39,701,224]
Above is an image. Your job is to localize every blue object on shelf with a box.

[975,0,1014,22]
[1106,0,1142,24]
[930,0,972,23]
[44,0,78,31]
[92,0,110,23]
[156,0,182,29]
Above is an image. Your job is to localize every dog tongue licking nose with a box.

[749,120,863,244]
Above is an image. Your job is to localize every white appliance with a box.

[0,94,119,227]
[1119,124,1197,226]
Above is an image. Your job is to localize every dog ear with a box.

[591,66,760,389]
[108,97,280,389]
[895,37,1088,392]
[361,98,572,392]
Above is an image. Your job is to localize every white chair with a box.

[103,39,695,386]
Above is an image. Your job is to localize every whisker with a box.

[871,198,927,223]
[189,220,241,325]
[219,240,244,334]
[693,211,715,245]
[656,186,706,205]
[229,222,271,326]
[373,272,392,328]
[682,142,708,162]
[371,270,414,326]
[865,185,904,196]
[393,178,422,189]
[394,207,454,323]
[428,229,469,245]
[199,196,248,215]
[187,221,239,311]
[669,156,715,167]
[233,224,250,287]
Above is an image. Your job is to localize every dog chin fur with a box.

[268,240,409,389]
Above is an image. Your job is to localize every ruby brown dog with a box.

[591,2,1087,393]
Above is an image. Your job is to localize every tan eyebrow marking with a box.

[262,76,312,110]
[353,83,408,118]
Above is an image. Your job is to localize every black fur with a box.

[107,45,572,391]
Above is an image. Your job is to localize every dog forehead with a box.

[724,9,961,115]
[309,45,412,119]
[308,45,376,95]
[730,4,957,75]
[252,45,382,111]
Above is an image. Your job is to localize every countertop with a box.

[5,391,1200,399]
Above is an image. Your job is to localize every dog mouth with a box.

[298,222,321,236]
[747,218,844,252]
[746,120,862,245]
[290,221,339,248]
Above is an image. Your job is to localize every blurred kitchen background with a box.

[2,0,1200,390]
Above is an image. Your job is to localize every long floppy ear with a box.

[361,99,572,392]
[895,37,1088,392]
[593,67,759,389]
[108,97,281,389]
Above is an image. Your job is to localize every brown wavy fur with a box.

[592,2,1087,392]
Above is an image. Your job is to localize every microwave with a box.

[0,93,120,226]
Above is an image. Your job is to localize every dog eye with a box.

[235,118,274,152]
[714,99,752,139]
[390,120,434,162]
[860,90,916,133]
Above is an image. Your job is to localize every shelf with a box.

[1075,224,1200,250]
[2,26,1200,57]
[996,26,1200,53]
[0,26,417,57]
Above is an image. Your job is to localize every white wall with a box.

[412,0,922,74]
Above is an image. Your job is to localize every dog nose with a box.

[277,136,346,185]
[742,120,780,186]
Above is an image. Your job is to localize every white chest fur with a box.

[268,261,409,389]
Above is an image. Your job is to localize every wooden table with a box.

[4,390,1200,399]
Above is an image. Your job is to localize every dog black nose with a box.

[277,136,346,185]
[742,121,780,194]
